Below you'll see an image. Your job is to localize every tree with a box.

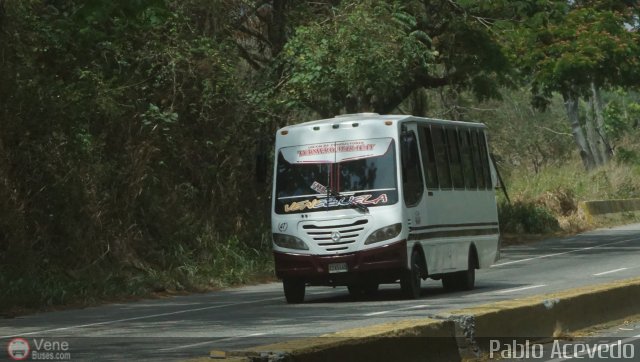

[0,0,261,281]
[507,0,640,169]
[264,0,513,117]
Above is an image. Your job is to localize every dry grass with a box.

[500,157,640,236]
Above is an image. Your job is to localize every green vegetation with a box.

[474,91,640,235]
[498,160,640,235]
[499,201,561,235]
[1,0,640,313]
[1,235,273,313]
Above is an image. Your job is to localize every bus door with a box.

[400,123,425,240]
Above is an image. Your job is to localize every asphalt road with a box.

[2,223,640,361]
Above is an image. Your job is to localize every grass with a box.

[0,235,274,316]
[499,158,640,236]
[498,200,560,234]
[506,161,640,202]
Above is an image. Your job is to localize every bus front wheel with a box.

[283,279,305,304]
[401,250,422,299]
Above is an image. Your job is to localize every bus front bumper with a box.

[273,240,407,285]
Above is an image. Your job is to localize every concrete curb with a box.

[207,319,460,362]
[579,198,640,223]
[196,278,640,362]
[442,277,640,358]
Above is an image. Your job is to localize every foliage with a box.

[500,156,640,236]
[507,1,640,100]
[278,1,435,116]
[601,90,640,140]
[0,236,273,312]
[498,200,560,234]
[0,0,270,312]
[271,0,513,117]
[500,1,640,169]
[467,89,574,173]
[2,0,640,312]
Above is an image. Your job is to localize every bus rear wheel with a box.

[442,253,476,291]
[457,262,475,291]
[283,279,305,304]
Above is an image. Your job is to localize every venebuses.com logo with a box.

[6,337,71,361]
[7,338,30,361]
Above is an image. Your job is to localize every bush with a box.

[615,147,639,165]
[498,200,560,234]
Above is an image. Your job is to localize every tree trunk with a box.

[585,98,604,167]
[563,92,595,170]
[410,88,428,116]
[268,0,288,57]
[590,82,612,163]
[0,0,5,30]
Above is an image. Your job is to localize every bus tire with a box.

[283,279,305,304]
[442,252,476,291]
[401,250,422,299]
[457,252,476,291]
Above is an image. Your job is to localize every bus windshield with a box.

[275,138,398,214]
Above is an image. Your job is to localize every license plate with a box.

[328,262,348,274]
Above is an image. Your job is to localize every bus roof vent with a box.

[334,113,379,118]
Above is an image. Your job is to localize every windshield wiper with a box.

[327,188,369,214]
[310,181,369,213]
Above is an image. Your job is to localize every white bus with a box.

[271,113,500,303]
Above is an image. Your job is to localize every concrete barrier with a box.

[579,198,640,223]
[204,319,460,362]
[194,277,640,362]
[443,277,640,358]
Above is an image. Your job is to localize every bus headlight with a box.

[364,223,402,245]
[273,233,309,250]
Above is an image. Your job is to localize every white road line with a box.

[158,332,268,352]
[495,284,546,294]
[363,304,429,317]
[492,238,638,267]
[593,267,628,276]
[1,297,282,339]
[159,340,219,352]
[363,311,389,316]
[308,290,338,295]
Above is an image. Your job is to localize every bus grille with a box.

[302,219,368,252]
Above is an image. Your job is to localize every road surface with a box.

[2,223,640,361]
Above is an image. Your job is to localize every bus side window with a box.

[419,125,439,189]
[459,129,477,190]
[401,130,424,206]
[447,128,465,189]
[471,130,485,189]
[432,126,452,189]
